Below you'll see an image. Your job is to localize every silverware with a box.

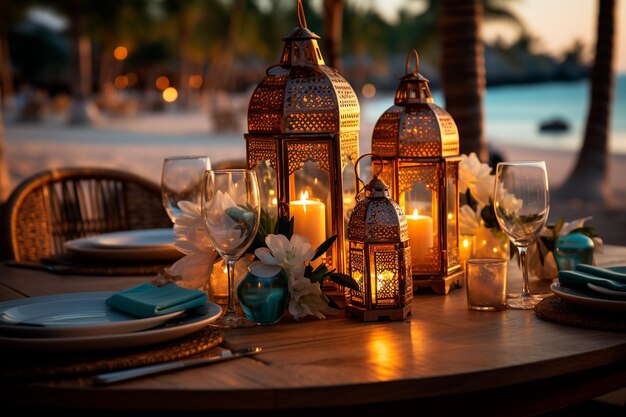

[93,347,262,386]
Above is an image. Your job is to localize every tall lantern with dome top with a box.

[245,0,360,275]
[371,50,463,295]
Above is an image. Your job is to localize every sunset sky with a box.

[372,0,626,72]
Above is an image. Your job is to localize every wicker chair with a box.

[1,167,171,262]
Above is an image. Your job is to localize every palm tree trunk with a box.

[68,0,97,125]
[558,0,616,204]
[323,0,343,71]
[439,0,487,162]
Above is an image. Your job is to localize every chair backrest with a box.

[1,167,171,262]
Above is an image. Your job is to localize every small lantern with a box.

[345,155,412,322]
[245,0,360,274]
[371,50,463,295]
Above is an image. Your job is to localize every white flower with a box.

[169,201,218,289]
[459,204,481,235]
[495,187,523,215]
[253,233,328,320]
[459,153,494,207]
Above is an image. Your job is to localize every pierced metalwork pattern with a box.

[322,67,360,131]
[286,142,331,175]
[285,111,338,132]
[371,106,402,157]
[373,250,400,303]
[248,74,288,133]
[340,132,359,170]
[433,105,459,156]
[284,71,337,110]
[398,106,441,158]
[364,199,405,242]
[448,245,460,269]
[348,246,365,306]
[398,165,438,195]
[412,248,441,274]
[402,246,413,301]
[246,137,279,170]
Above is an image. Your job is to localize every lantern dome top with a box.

[348,175,408,243]
[246,0,359,136]
[371,49,459,159]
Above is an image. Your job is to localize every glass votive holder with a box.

[465,258,508,311]
[554,233,595,271]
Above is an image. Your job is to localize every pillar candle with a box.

[289,191,326,264]
[406,209,433,264]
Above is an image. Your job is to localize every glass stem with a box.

[225,259,238,316]
[519,246,531,299]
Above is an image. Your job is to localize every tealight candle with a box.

[406,208,433,263]
[289,191,326,264]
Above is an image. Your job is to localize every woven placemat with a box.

[535,296,626,332]
[0,327,223,382]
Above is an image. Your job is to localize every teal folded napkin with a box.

[575,264,626,284]
[106,283,207,318]
[558,270,626,293]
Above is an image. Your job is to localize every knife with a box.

[93,346,262,386]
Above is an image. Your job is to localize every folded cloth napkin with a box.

[106,283,207,318]
[575,264,626,284]
[558,270,626,293]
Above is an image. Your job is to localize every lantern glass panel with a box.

[369,244,400,307]
[341,159,357,230]
[446,163,460,269]
[288,160,331,262]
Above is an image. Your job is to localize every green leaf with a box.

[480,204,499,229]
[328,272,359,291]
[275,215,294,239]
[311,235,337,261]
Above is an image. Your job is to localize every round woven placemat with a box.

[0,327,223,382]
[535,296,626,332]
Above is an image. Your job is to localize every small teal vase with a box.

[237,270,288,325]
[554,233,595,271]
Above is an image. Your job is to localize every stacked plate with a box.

[551,265,626,313]
[0,292,221,351]
[64,228,183,261]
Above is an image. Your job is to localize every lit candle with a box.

[289,191,326,264]
[406,208,433,263]
[459,234,476,268]
[373,270,395,304]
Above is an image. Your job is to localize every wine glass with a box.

[201,169,260,328]
[161,155,211,223]
[493,161,550,310]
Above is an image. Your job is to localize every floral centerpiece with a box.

[458,152,511,259]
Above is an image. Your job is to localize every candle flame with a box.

[412,208,418,217]
[300,191,309,214]
[462,239,470,248]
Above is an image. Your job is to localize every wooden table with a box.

[1,246,626,416]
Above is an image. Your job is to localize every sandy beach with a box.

[4,109,626,245]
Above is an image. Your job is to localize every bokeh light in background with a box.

[155,76,170,91]
[188,75,203,89]
[113,46,128,61]
[162,87,178,103]
[114,75,129,89]
[126,72,138,87]
[361,83,377,98]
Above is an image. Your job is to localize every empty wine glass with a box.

[161,155,211,223]
[202,169,260,328]
[493,161,550,310]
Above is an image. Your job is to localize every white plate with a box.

[0,292,182,338]
[550,283,626,313]
[0,294,222,351]
[64,229,182,261]
[587,283,626,299]
[84,229,176,249]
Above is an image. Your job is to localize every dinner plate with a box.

[550,283,626,313]
[0,292,182,338]
[64,228,182,261]
[587,283,626,299]
[0,294,222,351]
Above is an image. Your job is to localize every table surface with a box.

[1,246,626,415]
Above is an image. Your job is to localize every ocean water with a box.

[361,74,626,154]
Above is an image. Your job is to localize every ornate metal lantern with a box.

[245,0,360,274]
[345,156,412,321]
[371,50,463,295]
